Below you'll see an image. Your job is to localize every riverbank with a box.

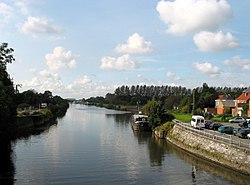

[154,122,250,175]
[0,115,57,142]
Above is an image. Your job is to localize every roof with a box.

[236,92,250,101]
[216,94,233,101]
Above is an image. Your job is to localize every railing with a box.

[173,119,250,150]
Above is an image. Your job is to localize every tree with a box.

[0,43,15,70]
[0,43,16,124]
[143,98,174,129]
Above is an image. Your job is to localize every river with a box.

[1,104,249,185]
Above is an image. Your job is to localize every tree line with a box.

[86,83,247,114]
[15,90,69,118]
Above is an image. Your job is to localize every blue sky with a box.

[1,0,250,98]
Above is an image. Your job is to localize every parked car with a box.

[229,117,246,123]
[218,126,234,134]
[209,122,223,130]
[247,133,250,139]
[205,120,213,129]
[233,127,242,136]
[236,129,250,138]
[238,121,249,127]
[238,119,250,127]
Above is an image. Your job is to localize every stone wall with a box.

[167,124,250,175]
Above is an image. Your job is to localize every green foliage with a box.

[172,113,192,122]
[17,108,52,117]
[154,122,175,132]
[16,91,69,118]
[101,84,247,114]
[242,103,249,117]
[39,108,52,117]
[0,43,16,124]
[143,98,174,129]
[0,43,15,70]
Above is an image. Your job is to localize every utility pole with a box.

[192,88,196,115]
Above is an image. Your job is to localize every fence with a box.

[173,119,250,150]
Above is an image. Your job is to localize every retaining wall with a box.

[167,124,250,175]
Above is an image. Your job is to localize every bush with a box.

[154,122,175,135]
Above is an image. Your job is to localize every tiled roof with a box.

[236,92,250,101]
[216,94,233,101]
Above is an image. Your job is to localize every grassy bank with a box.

[172,113,192,122]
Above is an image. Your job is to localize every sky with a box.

[1,0,250,99]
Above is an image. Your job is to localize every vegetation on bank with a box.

[0,43,16,124]
[0,43,69,132]
[83,83,249,128]
[154,122,175,133]
[1,42,249,131]
[16,90,69,118]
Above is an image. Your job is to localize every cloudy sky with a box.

[1,0,250,99]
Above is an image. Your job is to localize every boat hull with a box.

[131,121,151,131]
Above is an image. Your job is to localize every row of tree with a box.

[85,83,247,115]
[84,84,248,128]
[16,90,69,118]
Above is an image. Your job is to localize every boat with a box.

[131,113,151,131]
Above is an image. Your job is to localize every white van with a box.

[191,115,205,129]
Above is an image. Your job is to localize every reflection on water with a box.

[132,130,250,185]
[167,141,250,185]
[105,112,132,128]
[0,142,15,185]
[0,120,58,185]
[1,105,250,185]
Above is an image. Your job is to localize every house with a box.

[215,95,234,115]
[232,88,250,117]
[40,103,47,108]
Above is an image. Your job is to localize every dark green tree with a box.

[143,98,174,129]
[0,43,16,124]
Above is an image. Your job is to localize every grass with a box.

[172,112,234,123]
[17,108,52,117]
[172,112,192,122]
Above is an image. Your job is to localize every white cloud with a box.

[115,33,153,53]
[68,60,77,69]
[64,81,113,99]
[45,46,77,72]
[20,16,63,36]
[22,77,42,88]
[100,54,137,71]
[224,56,250,70]
[166,71,181,80]
[28,67,36,73]
[15,1,29,14]
[39,70,57,79]
[67,75,92,90]
[156,0,232,35]
[193,62,220,77]
[0,2,13,24]
[193,31,239,52]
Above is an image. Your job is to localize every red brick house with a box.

[232,88,250,117]
[215,95,234,115]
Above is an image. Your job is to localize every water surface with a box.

[1,104,250,184]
